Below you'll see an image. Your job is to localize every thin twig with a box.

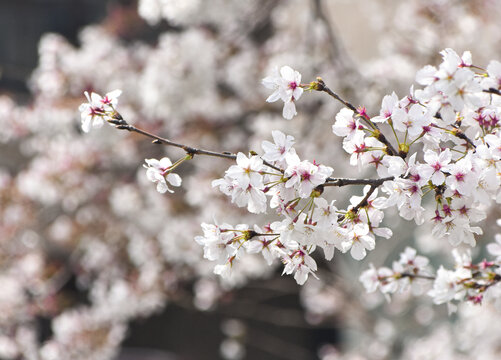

[351,185,377,214]
[313,78,399,156]
[110,116,395,206]
[117,123,237,160]
[113,120,284,172]
[484,88,501,96]
[324,176,394,187]
[452,127,476,148]
[430,121,476,149]
[399,273,436,281]
[315,78,357,112]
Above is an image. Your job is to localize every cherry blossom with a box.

[261,130,295,165]
[283,153,333,198]
[372,92,399,123]
[144,157,182,193]
[282,247,318,285]
[418,149,451,185]
[332,108,363,139]
[342,223,376,261]
[79,90,122,132]
[262,66,304,120]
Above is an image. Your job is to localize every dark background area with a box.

[0,0,114,94]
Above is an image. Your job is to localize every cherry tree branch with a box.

[484,87,501,96]
[111,115,397,194]
[399,273,436,281]
[312,78,399,157]
[111,117,286,172]
[351,184,377,214]
[109,114,403,224]
[313,77,358,112]
[324,176,394,187]
[451,125,476,148]
[431,120,476,149]
[110,115,397,220]
[115,122,237,160]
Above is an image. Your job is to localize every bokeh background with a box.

[1,1,501,359]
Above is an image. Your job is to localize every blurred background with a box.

[1,1,501,360]
[0,0,109,94]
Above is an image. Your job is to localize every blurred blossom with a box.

[220,339,245,360]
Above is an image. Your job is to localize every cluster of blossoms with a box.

[198,129,396,283]
[195,49,501,288]
[360,247,432,299]
[80,48,501,292]
[361,230,501,313]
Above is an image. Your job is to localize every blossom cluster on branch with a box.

[81,48,501,305]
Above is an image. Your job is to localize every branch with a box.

[431,120,476,149]
[351,185,377,214]
[116,123,237,160]
[324,176,394,187]
[313,78,399,157]
[451,126,476,149]
[110,117,283,172]
[314,77,357,112]
[110,115,395,197]
[484,87,501,96]
[399,273,436,281]
[329,178,393,222]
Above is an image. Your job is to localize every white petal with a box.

[280,66,295,81]
[351,243,366,260]
[106,89,122,99]
[293,87,303,100]
[282,101,296,120]
[156,180,170,193]
[159,157,173,168]
[266,91,281,103]
[81,117,91,133]
[167,173,182,187]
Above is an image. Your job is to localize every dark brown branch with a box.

[332,176,395,222]
[352,185,377,214]
[325,176,394,187]
[484,87,501,96]
[313,78,399,157]
[399,273,436,281]
[111,117,283,172]
[116,123,238,160]
[314,77,357,112]
[337,184,378,222]
[452,127,476,148]
[430,122,476,149]
[110,115,395,197]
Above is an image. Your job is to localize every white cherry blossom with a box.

[261,130,295,165]
[262,66,303,120]
[143,157,182,193]
[418,149,452,185]
[342,223,376,260]
[283,153,333,198]
[79,90,122,133]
